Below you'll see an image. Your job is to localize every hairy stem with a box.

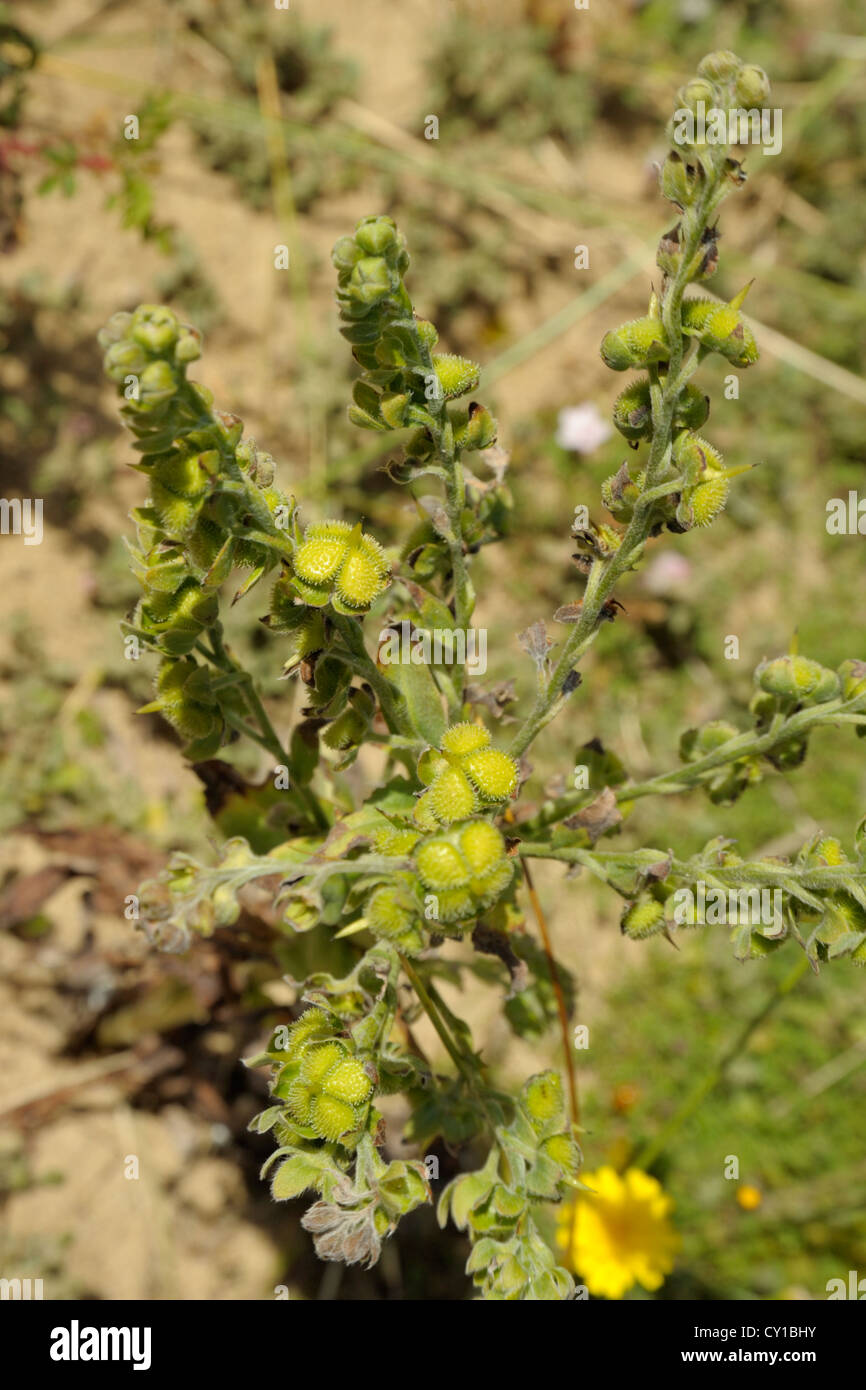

[201,628,329,831]
[508,149,735,762]
[521,860,579,1126]
[516,694,866,836]
[330,610,410,736]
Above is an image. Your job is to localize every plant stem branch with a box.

[330,610,409,736]
[516,695,866,835]
[521,860,579,1126]
[399,954,477,1086]
[508,146,734,762]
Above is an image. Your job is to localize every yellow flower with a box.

[736,1183,762,1211]
[557,1166,679,1299]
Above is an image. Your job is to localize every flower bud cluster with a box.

[413,818,514,923]
[438,1071,579,1299]
[100,304,297,755]
[594,54,765,560]
[289,519,390,614]
[677,652,865,803]
[414,721,519,828]
[333,215,490,447]
[619,828,866,967]
[273,1007,376,1146]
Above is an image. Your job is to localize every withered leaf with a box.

[471,923,529,998]
[517,620,553,671]
[564,786,622,844]
[554,603,583,625]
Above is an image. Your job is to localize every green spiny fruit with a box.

[311,1094,358,1142]
[141,658,223,755]
[462,747,518,800]
[441,722,490,756]
[601,316,669,371]
[285,1007,334,1051]
[413,789,443,832]
[414,820,513,922]
[432,353,481,400]
[673,433,739,530]
[324,1056,374,1107]
[681,295,758,367]
[672,431,722,483]
[424,722,519,824]
[292,520,390,613]
[612,379,654,441]
[140,580,218,654]
[429,765,479,824]
[688,473,730,528]
[457,819,507,875]
[366,882,425,952]
[622,898,666,939]
[300,1040,348,1086]
[415,837,469,892]
[286,1079,314,1124]
[755,655,840,706]
[149,451,214,501]
[811,836,846,866]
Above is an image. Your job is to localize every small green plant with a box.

[181,0,358,212]
[100,53,866,1300]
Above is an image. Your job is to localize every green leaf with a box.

[248,1105,284,1134]
[272,1152,327,1201]
[289,720,321,786]
[385,657,446,746]
[575,738,628,788]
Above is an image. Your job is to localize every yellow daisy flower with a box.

[557,1166,680,1299]
[736,1183,762,1211]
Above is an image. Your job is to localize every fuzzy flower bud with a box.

[735,65,770,107]
[697,51,742,83]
